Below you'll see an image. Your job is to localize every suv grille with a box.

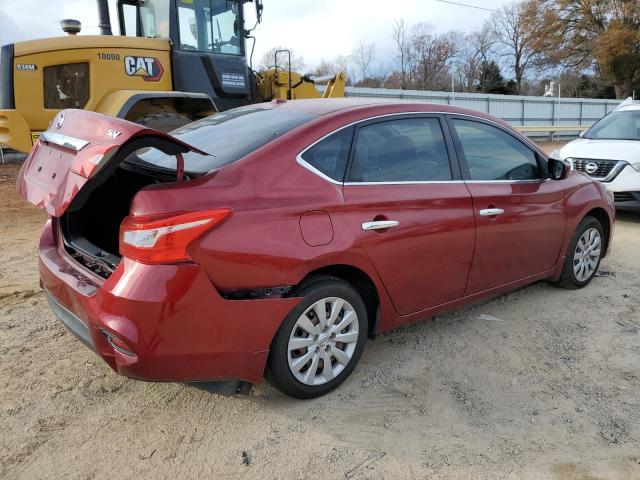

[571,158,626,181]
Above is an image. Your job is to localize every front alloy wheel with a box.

[268,276,367,399]
[558,215,605,289]
[573,227,602,282]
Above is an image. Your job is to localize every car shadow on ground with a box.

[182,212,640,402]
[186,380,253,396]
[616,210,640,224]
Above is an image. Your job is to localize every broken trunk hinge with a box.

[175,152,184,181]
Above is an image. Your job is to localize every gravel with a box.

[2,162,640,479]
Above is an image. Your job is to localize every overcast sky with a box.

[0,0,516,71]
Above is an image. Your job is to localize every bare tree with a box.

[313,58,338,77]
[334,54,355,85]
[351,41,376,82]
[456,24,494,92]
[410,24,461,90]
[489,1,548,94]
[258,46,306,72]
[392,19,413,89]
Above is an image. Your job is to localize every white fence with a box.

[334,87,621,138]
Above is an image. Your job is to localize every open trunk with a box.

[59,163,182,278]
[17,109,206,279]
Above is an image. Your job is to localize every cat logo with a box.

[124,56,164,82]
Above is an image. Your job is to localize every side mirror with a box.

[578,130,586,138]
[255,0,264,23]
[548,158,568,180]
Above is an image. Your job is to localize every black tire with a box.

[267,276,368,399]
[135,113,192,132]
[557,216,604,289]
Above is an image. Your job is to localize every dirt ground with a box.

[1,153,640,479]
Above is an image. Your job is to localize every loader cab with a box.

[117,0,256,110]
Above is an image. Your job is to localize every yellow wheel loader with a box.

[0,0,345,154]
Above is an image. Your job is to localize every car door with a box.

[446,116,566,294]
[341,115,476,316]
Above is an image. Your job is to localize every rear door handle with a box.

[362,220,399,231]
[479,208,505,216]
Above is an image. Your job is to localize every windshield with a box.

[178,0,242,55]
[138,0,241,54]
[131,108,318,174]
[584,110,640,141]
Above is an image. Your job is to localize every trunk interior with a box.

[60,163,180,279]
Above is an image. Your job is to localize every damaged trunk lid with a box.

[16,109,204,217]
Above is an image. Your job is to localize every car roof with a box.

[263,98,498,120]
[262,98,546,157]
[610,97,640,112]
[615,103,640,112]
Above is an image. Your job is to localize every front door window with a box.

[450,119,540,181]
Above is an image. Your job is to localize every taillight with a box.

[119,209,232,264]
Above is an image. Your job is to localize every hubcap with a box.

[287,297,359,386]
[573,227,602,282]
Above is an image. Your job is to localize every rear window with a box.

[300,126,354,181]
[132,107,317,173]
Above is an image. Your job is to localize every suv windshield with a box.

[132,108,318,174]
[584,110,640,141]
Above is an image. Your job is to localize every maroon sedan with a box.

[17,100,614,398]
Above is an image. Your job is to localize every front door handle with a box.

[479,208,505,216]
[362,220,400,231]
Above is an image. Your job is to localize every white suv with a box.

[551,99,640,209]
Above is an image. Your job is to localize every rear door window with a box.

[348,117,452,182]
[450,119,540,181]
[300,126,354,182]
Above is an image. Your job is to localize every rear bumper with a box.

[44,288,95,351]
[39,220,300,383]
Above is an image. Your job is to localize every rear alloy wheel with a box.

[268,277,367,399]
[288,297,359,386]
[558,216,604,289]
